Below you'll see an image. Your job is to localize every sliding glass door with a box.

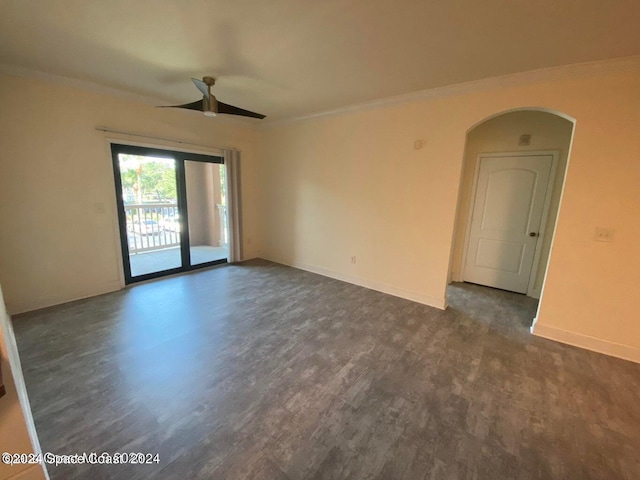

[111,144,227,283]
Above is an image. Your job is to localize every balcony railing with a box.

[125,203,228,255]
[125,203,180,254]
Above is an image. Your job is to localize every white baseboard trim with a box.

[10,280,122,315]
[266,257,447,310]
[532,322,640,364]
[450,271,463,283]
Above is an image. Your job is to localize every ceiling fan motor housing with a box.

[202,77,217,116]
[203,94,217,116]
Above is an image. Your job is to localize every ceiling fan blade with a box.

[158,99,204,111]
[217,101,266,119]
[191,78,210,99]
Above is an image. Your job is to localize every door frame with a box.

[110,142,226,284]
[460,150,559,297]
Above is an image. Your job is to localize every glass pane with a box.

[118,154,181,277]
[184,160,228,265]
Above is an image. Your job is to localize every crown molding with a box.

[262,55,640,128]
[0,63,258,128]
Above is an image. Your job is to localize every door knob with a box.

[529,232,538,237]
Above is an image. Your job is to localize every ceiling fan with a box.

[160,76,266,119]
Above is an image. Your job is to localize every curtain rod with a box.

[95,126,240,152]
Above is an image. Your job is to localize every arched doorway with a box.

[448,108,575,323]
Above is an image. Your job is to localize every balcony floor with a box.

[129,245,228,277]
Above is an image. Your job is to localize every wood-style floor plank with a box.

[12,259,640,480]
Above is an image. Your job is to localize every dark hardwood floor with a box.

[13,259,640,479]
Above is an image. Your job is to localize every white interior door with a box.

[464,154,553,293]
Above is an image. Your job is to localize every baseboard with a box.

[526,285,542,299]
[532,322,640,364]
[6,464,48,480]
[265,257,447,310]
[9,280,122,315]
[450,271,463,283]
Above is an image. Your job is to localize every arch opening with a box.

[447,107,576,327]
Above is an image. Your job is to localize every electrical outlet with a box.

[351,256,356,264]
[594,227,614,242]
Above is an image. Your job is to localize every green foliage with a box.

[119,155,177,202]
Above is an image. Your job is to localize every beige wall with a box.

[1,64,639,362]
[260,66,640,361]
[0,74,259,314]
[450,111,574,296]
[0,286,47,480]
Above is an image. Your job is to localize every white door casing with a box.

[463,152,557,294]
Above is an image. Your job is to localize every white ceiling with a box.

[2,0,639,121]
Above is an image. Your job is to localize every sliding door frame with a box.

[110,143,226,284]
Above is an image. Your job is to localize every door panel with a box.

[476,239,524,273]
[184,160,229,266]
[464,155,552,293]
[116,153,182,278]
[481,169,536,232]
